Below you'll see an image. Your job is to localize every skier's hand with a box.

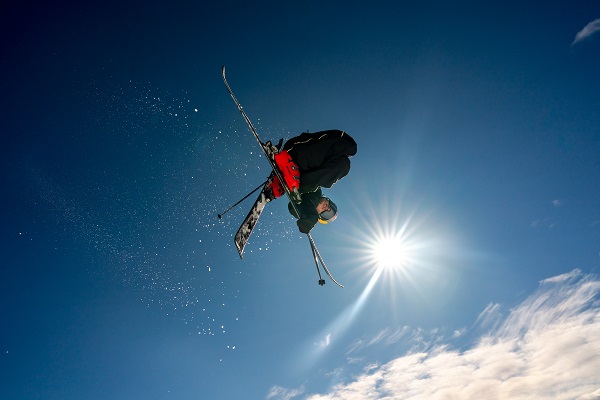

[297,215,318,234]
[298,223,311,234]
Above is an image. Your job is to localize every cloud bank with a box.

[303,269,600,400]
[572,18,600,45]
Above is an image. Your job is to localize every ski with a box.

[234,174,275,258]
[234,188,269,258]
[222,66,343,288]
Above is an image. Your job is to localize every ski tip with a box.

[235,240,244,259]
[221,65,226,75]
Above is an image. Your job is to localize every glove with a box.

[297,214,318,234]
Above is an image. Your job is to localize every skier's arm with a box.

[297,214,318,234]
[288,191,321,233]
[287,199,319,233]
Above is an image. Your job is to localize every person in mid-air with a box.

[265,129,357,234]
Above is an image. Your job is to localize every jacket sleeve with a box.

[297,214,319,234]
[287,190,322,233]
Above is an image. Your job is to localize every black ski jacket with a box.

[284,130,357,233]
[283,130,357,194]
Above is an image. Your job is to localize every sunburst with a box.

[371,235,408,269]
[339,190,441,294]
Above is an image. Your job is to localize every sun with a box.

[367,231,413,272]
[372,236,407,268]
[335,184,454,296]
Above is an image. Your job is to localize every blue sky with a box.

[1,1,600,399]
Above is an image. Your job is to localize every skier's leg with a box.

[265,173,284,201]
[298,156,351,192]
[274,150,301,191]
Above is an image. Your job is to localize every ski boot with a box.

[274,150,302,204]
[264,173,284,202]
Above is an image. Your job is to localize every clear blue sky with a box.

[2,1,599,399]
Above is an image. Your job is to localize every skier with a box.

[265,130,357,234]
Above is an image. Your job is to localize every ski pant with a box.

[283,130,357,193]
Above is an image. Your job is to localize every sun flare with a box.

[373,236,407,268]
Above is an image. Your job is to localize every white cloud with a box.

[316,333,331,349]
[579,388,600,399]
[541,269,581,284]
[452,328,466,338]
[531,218,557,229]
[367,329,390,346]
[346,356,364,365]
[305,269,600,400]
[474,302,502,330]
[572,18,600,45]
[325,368,344,378]
[267,384,305,400]
[345,326,417,355]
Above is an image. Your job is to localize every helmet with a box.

[318,198,338,224]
